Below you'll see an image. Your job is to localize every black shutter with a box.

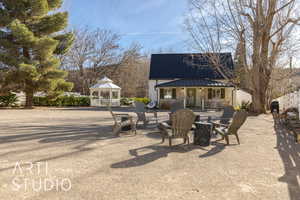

[221,88,225,99]
[160,89,164,99]
[172,88,176,99]
[208,88,212,99]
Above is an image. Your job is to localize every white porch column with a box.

[98,89,101,106]
[183,87,187,108]
[90,89,93,107]
[118,89,121,106]
[298,89,300,119]
[232,87,237,107]
[157,88,160,107]
[109,89,112,107]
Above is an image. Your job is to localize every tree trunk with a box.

[252,69,268,114]
[251,63,268,114]
[25,90,34,108]
[252,91,266,114]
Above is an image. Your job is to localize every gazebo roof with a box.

[98,76,113,83]
[90,76,121,89]
[90,83,120,89]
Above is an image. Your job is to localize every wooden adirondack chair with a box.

[168,100,185,124]
[134,101,158,128]
[170,100,184,113]
[158,109,196,146]
[212,106,235,125]
[108,107,136,136]
[214,110,248,145]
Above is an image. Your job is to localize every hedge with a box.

[33,96,90,107]
[120,97,150,106]
[0,93,18,107]
[133,97,150,105]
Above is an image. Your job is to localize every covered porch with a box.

[155,79,236,110]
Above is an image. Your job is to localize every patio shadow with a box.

[274,117,300,200]
[198,141,227,158]
[111,144,198,168]
[0,124,119,173]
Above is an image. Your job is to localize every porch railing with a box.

[159,98,230,110]
[204,99,230,109]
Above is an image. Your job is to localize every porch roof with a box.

[155,79,234,88]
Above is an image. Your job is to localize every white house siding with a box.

[14,92,26,106]
[196,89,201,107]
[236,89,252,106]
[225,88,232,105]
[148,80,174,102]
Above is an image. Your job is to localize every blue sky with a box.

[62,0,190,53]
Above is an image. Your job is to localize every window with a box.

[208,88,225,99]
[221,88,225,99]
[112,91,119,99]
[208,88,213,99]
[160,88,176,99]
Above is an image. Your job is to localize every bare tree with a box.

[119,43,149,97]
[62,28,149,97]
[101,43,150,97]
[185,0,300,113]
[62,27,120,94]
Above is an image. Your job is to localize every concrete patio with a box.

[0,108,299,200]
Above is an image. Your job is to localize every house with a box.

[148,53,241,109]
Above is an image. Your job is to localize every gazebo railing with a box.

[91,98,120,107]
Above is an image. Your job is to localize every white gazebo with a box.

[89,77,121,107]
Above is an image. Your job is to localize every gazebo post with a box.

[90,89,93,106]
[118,89,121,106]
[98,89,101,106]
[109,89,112,107]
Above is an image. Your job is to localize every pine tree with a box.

[0,0,74,107]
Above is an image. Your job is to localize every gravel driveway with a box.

[0,107,299,200]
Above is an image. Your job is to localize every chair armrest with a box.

[210,117,232,121]
[214,127,226,136]
[114,113,131,117]
[158,122,171,137]
[212,121,229,128]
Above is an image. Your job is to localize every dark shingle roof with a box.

[155,79,234,88]
[149,53,234,80]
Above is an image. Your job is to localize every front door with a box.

[187,88,196,107]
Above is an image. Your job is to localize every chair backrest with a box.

[220,106,235,124]
[170,100,184,113]
[228,110,248,134]
[134,101,146,113]
[171,109,196,138]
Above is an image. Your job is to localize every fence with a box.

[276,90,300,111]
